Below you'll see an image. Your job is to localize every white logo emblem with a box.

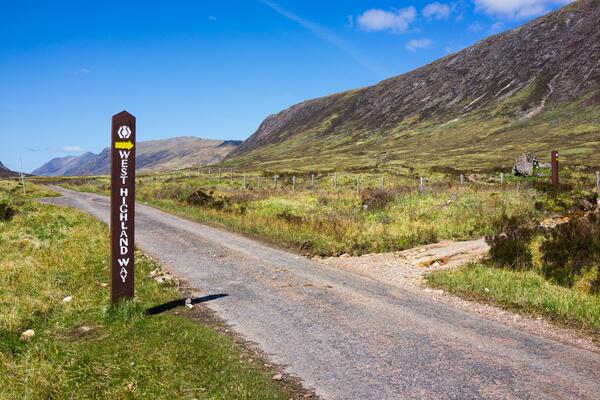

[118,125,131,139]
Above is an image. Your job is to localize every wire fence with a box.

[130,167,600,196]
[21,165,600,197]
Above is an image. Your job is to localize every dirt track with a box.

[42,187,600,400]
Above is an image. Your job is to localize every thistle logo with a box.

[118,125,131,139]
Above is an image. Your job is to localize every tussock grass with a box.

[0,182,290,399]
[58,175,542,256]
[426,263,600,336]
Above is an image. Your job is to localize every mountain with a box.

[0,161,20,178]
[32,152,97,176]
[227,0,600,172]
[34,137,242,176]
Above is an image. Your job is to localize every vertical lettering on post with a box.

[111,111,136,303]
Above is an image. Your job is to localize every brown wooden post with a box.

[551,150,559,187]
[110,111,136,304]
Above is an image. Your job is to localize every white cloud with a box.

[357,7,417,33]
[473,0,575,19]
[406,38,433,51]
[260,0,387,76]
[422,3,452,19]
[49,146,86,153]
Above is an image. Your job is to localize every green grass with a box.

[426,263,600,337]
[0,180,292,399]
[54,174,546,256]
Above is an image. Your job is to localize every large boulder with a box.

[512,152,538,176]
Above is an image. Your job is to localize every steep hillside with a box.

[227,0,600,172]
[34,137,241,176]
[32,152,97,176]
[0,161,20,178]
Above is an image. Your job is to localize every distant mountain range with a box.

[0,161,20,178]
[34,137,241,176]
[32,1,600,176]
[226,0,600,171]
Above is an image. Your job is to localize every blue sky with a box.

[1,0,573,172]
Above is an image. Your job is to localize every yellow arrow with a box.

[115,141,134,150]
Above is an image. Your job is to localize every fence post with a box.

[551,150,559,188]
[419,177,424,193]
[243,172,246,190]
[500,172,504,185]
[274,175,278,189]
[311,174,314,189]
[334,172,338,189]
[460,174,464,185]
[219,168,222,181]
[257,175,261,190]
[356,176,360,193]
[230,168,233,184]
[596,171,600,195]
[292,176,296,191]
[380,176,385,192]
[19,158,26,195]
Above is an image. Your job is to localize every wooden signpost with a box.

[110,111,136,304]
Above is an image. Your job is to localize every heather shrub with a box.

[0,197,17,221]
[540,212,600,293]
[360,188,393,211]
[486,216,535,270]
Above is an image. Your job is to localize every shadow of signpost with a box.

[146,293,229,315]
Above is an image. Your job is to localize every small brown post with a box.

[551,150,559,187]
[110,111,136,304]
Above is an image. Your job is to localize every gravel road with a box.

[42,187,600,400]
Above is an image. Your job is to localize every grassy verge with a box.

[0,180,292,399]
[426,263,600,338]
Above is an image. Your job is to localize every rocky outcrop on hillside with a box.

[513,152,539,176]
[228,0,600,162]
